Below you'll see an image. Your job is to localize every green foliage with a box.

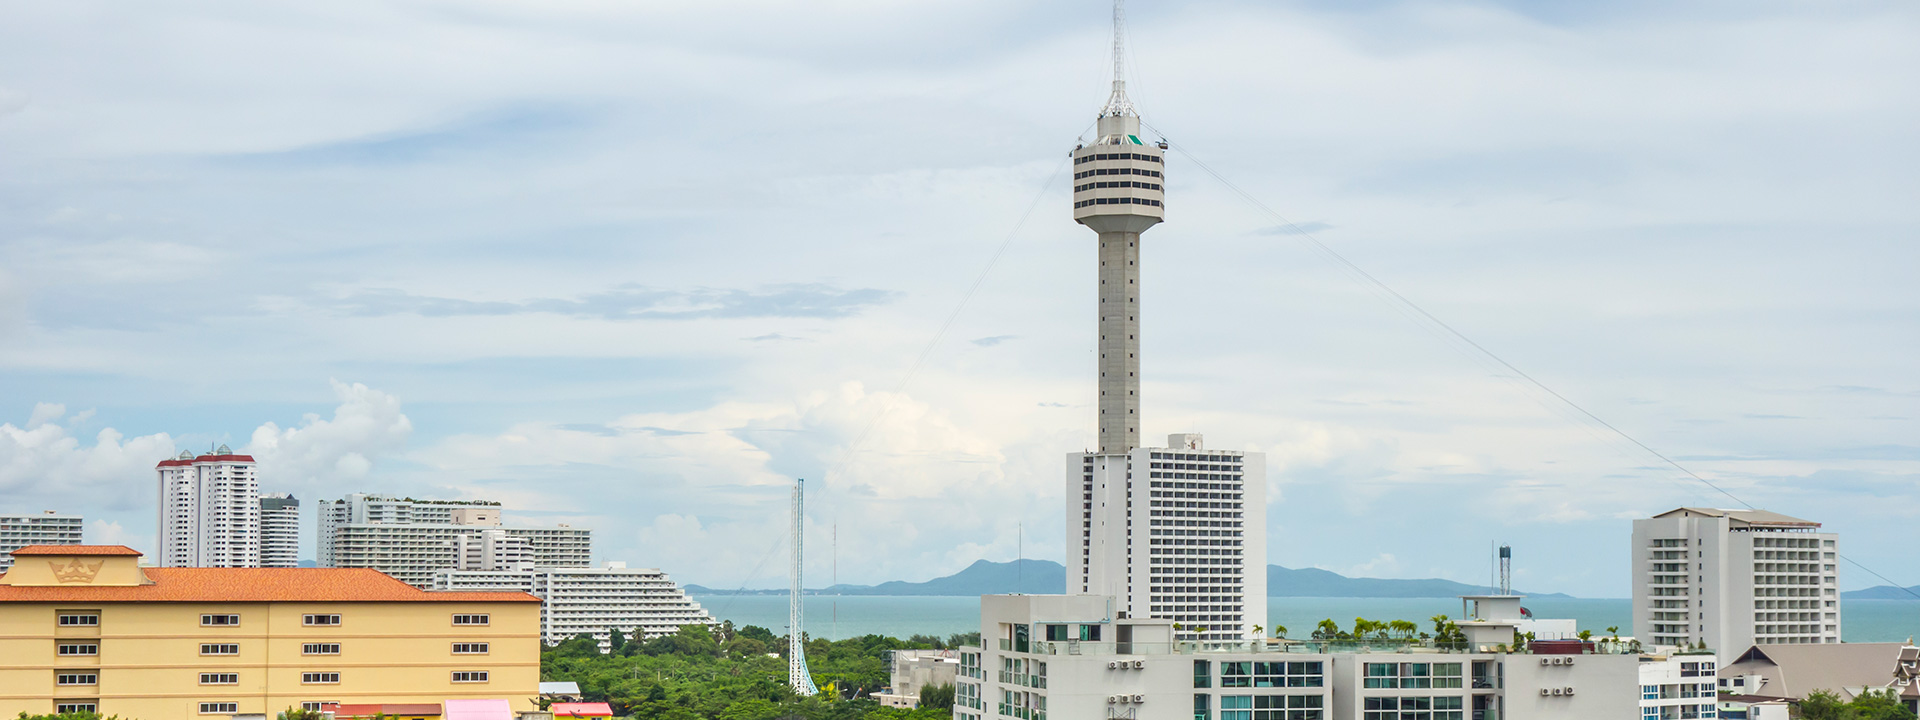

[543,626,954,718]
[1799,689,1920,720]
[16,713,127,720]
[918,683,955,710]
[609,628,628,655]
[278,709,328,720]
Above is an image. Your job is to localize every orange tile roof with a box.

[0,567,538,603]
[10,545,141,556]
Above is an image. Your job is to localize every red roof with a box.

[157,454,256,467]
[551,703,615,717]
[10,545,141,556]
[0,566,538,603]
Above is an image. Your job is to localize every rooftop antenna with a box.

[1101,0,1136,118]
[788,479,819,696]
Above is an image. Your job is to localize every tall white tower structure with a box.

[258,493,300,568]
[156,446,261,568]
[788,478,820,696]
[1064,2,1268,642]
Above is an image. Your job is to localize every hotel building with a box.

[1631,508,1839,658]
[319,494,590,588]
[0,545,539,717]
[433,562,716,650]
[260,494,301,569]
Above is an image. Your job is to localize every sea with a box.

[692,594,1920,644]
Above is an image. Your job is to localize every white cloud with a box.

[0,405,174,510]
[87,519,138,550]
[244,380,413,497]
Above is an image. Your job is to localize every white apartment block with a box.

[156,446,261,568]
[1632,508,1839,659]
[432,561,714,651]
[1069,434,1267,642]
[1638,654,1719,720]
[258,493,300,568]
[957,594,1639,720]
[878,650,962,709]
[317,493,585,587]
[0,511,83,569]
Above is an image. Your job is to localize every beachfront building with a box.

[1638,652,1720,720]
[0,545,539,717]
[1631,508,1840,658]
[432,562,714,650]
[958,594,1642,720]
[319,494,589,588]
[0,512,83,570]
[157,447,261,568]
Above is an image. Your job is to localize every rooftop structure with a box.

[1717,641,1914,703]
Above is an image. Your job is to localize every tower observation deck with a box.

[1072,3,1165,455]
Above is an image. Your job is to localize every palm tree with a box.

[1313,618,1340,640]
[1273,624,1287,639]
[1390,620,1418,639]
[1606,626,1620,641]
[1430,614,1451,637]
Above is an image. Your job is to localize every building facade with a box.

[1068,435,1267,642]
[0,512,83,570]
[877,649,961,709]
[0,545,540,717]
[260,494,301,569]
[157,447,262,568]
[1638,653,1720,720]
[957,594,1640,720]
[318,494,588,588]
[431,562,715,650]
[1631,508,1839,658]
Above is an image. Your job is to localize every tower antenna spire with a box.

[1103,0,1136,118]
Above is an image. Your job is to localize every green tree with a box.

[918,683,956,709]
[608,628,627,655]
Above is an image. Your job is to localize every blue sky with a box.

[0,0,1914,598]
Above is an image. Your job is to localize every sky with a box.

[0,0,1915,598]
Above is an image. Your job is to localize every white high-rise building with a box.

[0,511,84,569]
[432,562,715,651]
[1063,19,1266,642]
[318,494,588,588]
[156,446,260,568]
[1632,507,1840,658]
[258,493,300,568]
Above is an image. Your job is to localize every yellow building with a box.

[0,545,541,718]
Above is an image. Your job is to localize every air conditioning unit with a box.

[1108,661,1119,669]
[1107,696,1118,704]
[1566,658,1575,666]
[1565,687,1575,695]
[1133,660,1145,669]
[1539,689,1550,696]
[1550,688,1564,696]
[1540,658,1551,666]
[1132,695,1145,703]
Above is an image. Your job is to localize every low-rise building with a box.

[433,562,714,650]
[877,649,961,708]
[0,512,83,569]
[1638,652,1720,719]
[1717,641,1913,702]
[0,544,541,717]
[958,593,1641,720]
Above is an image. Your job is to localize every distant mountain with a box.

[1843,585,1920,600]
[687,559,1573,599]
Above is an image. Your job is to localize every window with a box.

[57,704,97,714]
[452,642,490,654]
[1195,693,1211,720]
[201,614,240,627]
[58,643,99,656]
[301,672,340,684]
[200,673,239,685]
[1222,695,1253,720]
[56,673,98,685]
[452,614,489,626]
[452,670,490,683]
[303,643,341,655]
[200,702,239,714]
[301,703,336,712]
[1195,660,1212,688]
[1222,661,1253,687]
[57,613,99,626]
[201,643,240,655]
[303,614,341,626]
[1364,663,1398,689]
